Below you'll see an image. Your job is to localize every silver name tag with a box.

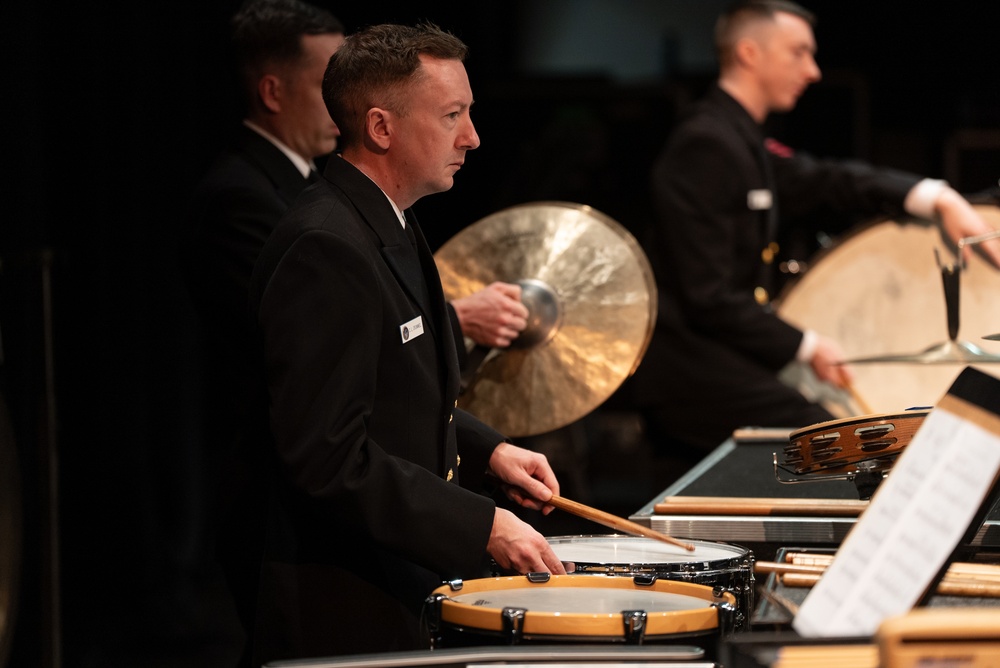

[748,189,773,211]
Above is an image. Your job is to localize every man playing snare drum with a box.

[627,0,1000,460]
[248,22,566,664]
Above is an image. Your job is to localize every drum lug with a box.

[712,586,747,630]
[713,601,737,637]
[444,578,463,591]
[632,574,658,586]
[423,592,448,648]
[526,571,551,583]
[501,607,527,644]
[621,610,648,644]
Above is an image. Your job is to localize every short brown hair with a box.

[323,22,468,150]
[715,1,815,69]
[231,0,344,109]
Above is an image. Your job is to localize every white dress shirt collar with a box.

[243,119,315,179]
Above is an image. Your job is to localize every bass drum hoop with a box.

[776,209,1000,417]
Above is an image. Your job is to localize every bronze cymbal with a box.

[843,339,1000,364]
[435,201,657,437]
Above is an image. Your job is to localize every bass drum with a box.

[777,206,1000,417]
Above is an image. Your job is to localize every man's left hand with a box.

[936,187,1000,268]
[487,442,559,515]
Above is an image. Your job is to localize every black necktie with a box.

[306,169,319,184]
[404,218,417,246]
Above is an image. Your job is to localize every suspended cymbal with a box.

[435,201,657,437]
[844,339,1000,364]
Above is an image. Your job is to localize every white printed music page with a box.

[793,367,1000,638]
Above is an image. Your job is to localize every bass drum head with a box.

[777,207,1000,417]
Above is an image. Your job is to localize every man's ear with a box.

[258,74,283,114]
[365,108,392,151]
[733,36,760,70]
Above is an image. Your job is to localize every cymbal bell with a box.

[434,201,657,437]
[844,339,1000,364]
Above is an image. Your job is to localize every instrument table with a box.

[752,547,1000,628]
[629,431,1000,559]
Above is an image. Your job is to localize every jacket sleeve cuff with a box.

[904,178,948,220]
[796,329,819,363]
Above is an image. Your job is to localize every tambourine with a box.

[781,409,930,477]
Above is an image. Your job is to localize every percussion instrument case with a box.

[630,430,1000,563]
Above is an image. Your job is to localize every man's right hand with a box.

[810,334,853,389]
[487,508,566,575]
[451,282,528,348]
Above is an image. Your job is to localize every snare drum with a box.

[546,535,754,630]
[425,573,735,649]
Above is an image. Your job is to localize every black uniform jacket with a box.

[248,154,505,662]
[630,84,919,450]
[180,125,315,643]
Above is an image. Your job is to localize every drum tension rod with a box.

[621,610,648,644]
[501,607,527,644]
[713,601,739,637]
[422,592,448,648]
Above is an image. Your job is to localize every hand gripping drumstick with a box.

[548,495,695,551]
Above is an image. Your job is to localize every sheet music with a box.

[793,377,1000,638]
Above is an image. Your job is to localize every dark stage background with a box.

[2,1,999,666]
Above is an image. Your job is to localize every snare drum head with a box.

[431,574,733,639]
[546,535,747,573]
[777,212,1000,416]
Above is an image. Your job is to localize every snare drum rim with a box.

[546,534,750,575]
[431,575,734,638]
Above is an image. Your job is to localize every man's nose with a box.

[460,119,480,150]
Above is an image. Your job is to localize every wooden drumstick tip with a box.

[845,380,874,415]
[548,495,695,551]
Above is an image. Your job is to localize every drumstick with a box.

[548,495,695,551]
[845,381,874,415]
[781,571,1000,598]
[755,561,828,576]
[773,644,878,668]
[654,496,869,517]
[783,552,1000,582]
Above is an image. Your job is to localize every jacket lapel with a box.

[323,157,440,338]
[409,210,462,399]
[239,126,310,207]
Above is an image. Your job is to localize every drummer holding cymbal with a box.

[247,22,565,664]
[628,0,1000,460]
